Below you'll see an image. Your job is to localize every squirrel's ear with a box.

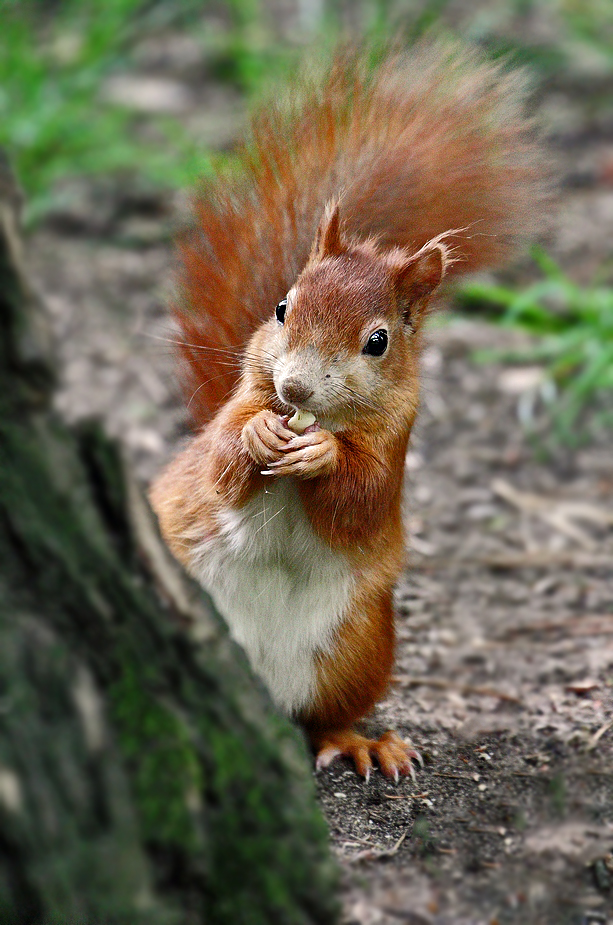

[311,200,345,261]
[391,243,447,326]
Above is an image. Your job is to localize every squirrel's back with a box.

[176,40,543,423]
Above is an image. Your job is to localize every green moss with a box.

[199,712,337,924]
[110,658,203,852]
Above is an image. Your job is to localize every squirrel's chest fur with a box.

[188,480,353,715]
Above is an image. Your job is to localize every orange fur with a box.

[151,41,544,778]
[176,40,542,424]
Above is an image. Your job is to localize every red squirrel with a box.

[150,42,542,780]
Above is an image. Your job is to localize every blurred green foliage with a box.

[0,0,209,223]
[459,250,613,443]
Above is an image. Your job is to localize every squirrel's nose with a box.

[279,377,314,406]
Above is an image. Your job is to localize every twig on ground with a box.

[492,478,613,550]
[410,551,612,570]
[392,675,520,704]
[496,614,613,641]
[430,771,474,781]
[587,720,613,751]
[347,828,409,864]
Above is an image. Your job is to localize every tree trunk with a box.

[0,156,338,925]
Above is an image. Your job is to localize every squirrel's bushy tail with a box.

[177,40,544,424]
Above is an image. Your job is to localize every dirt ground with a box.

[24,30,613,925]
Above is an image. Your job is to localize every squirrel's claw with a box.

[313,729,421,783]
[265,430,337,478]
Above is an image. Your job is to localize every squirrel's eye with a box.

[363,329,388,356]
[275,298,287,324]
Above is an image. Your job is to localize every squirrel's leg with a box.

[299,587,422,782]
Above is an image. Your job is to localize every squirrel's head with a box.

[253,201,449,426]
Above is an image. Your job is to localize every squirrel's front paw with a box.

[263,429,338,478]
[242,411,294,467]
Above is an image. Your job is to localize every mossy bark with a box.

[0,157,339,925]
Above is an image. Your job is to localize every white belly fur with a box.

[188,480,353,715]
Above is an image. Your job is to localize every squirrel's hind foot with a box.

[315,729,422,783]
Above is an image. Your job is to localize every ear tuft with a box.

[391,242,447,326]
[311,200,345,261]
